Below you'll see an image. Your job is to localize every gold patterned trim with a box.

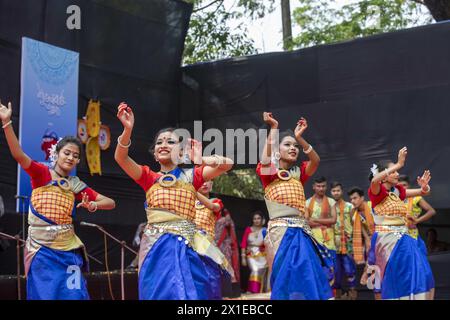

[277,170,291,181]
[55,178,71,191]
[158,174,177,187]
[145,219,197,246]
[268,216,314,238]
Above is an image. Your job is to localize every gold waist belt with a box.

[268,216,313,238]
[375,225,408,235]
[146,219,197,246]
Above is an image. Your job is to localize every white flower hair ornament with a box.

[370,163,379,176]
[48,138,63,168]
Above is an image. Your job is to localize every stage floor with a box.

[1,268,449,300]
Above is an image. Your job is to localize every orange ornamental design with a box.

[264,177,306,214]
[146,180,197,221]
[373,192,408,217]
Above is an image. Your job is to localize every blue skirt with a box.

[270,227,333,300]
[417,236,428,257]
[200,255,223,300]
[27,246,89,300]
[371,233,435,299]
[333,254,357,289]
[327,249,337,284]
[139,233,211,300]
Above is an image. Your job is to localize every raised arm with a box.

[196,192,221,212]
[370,147,407,195]
[114,103,143,181]
[201,155,233,181]
[0,101,32,169]
[405,170,431,198]
[260,112,279,167]
[187,138,233,181]
[294,118,320,176]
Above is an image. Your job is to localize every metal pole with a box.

[79,223,137,300]
[20,197,27,300]
[121,241,125,300]
[16,237,21,300]
[22,200,25,244]
[0,232,25,300]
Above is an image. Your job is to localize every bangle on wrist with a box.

[88,201,98,213]
[210,154,222,168]
[2,120,12,129]
[421,185,431,195]
[303,144,313,154]
[117,135,131,148]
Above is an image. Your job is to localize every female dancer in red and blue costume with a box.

[367,147,435,299]
[398,174,436,257]
[0,100,116,300]
[195,182,234,300]
[257,112,333,300]
[114,102,233,300]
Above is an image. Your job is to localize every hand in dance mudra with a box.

[294,117,308,139]
[397,146,407,167]
[117,102,134,129]
[76,192,97,212]
[417,170,431,189]
[263,112,278,129]
[185,138,203,165]
[0,100,12,123]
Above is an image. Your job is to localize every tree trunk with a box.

[281,0,293,50]
[423,0,450,21]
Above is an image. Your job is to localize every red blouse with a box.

[256,161,310,188]
[134,165,205,192]
[25,161,98,201]
[368,183,406,208]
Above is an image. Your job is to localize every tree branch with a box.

[193,0,224,13]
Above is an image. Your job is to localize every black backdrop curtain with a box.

[180,22,450,208]
[0,0,192,273]
[1,1,450,281]
[0,0,192,226]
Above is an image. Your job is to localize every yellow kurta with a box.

[334,201,354,254]
[405,196,422,239]
[306,196,336,250]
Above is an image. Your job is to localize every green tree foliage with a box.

[183,0,275,65]
[291,0,434,49]
[184,0,439,200]
[212,168,264,200]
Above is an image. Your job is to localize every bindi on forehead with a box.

[157,133,178,141]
